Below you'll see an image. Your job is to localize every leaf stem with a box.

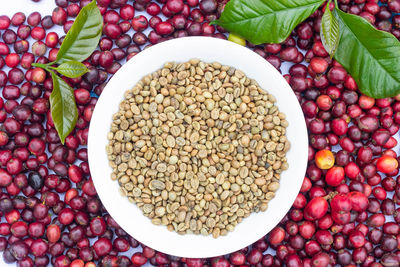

[334,0,338,8]
[31,62,51,70]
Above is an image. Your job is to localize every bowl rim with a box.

[88,36,308,258]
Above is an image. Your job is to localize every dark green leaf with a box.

[320,3,339,57]
[212,0,325,44]
[56,0,102,64]
[54,61,88,78]
[50,72,78,144]
[333,8,400,98]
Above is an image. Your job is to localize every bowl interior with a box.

[88,36,308,258]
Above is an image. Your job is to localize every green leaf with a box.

[212,0,325,44]
[333,8,400,98]
[56,0,102,64]
[320,3,339,57]
[54,61,88,78]
[50,72,78,144]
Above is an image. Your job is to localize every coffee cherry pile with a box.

[0,0,399,266]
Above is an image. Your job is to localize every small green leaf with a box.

[54,61,88,78]
[56,0,102,64]
[333,8,400,98]
[50,72,78,144]
[320,3,339,57]
[212,0,325,44]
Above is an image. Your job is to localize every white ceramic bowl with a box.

[88,36,308,258]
